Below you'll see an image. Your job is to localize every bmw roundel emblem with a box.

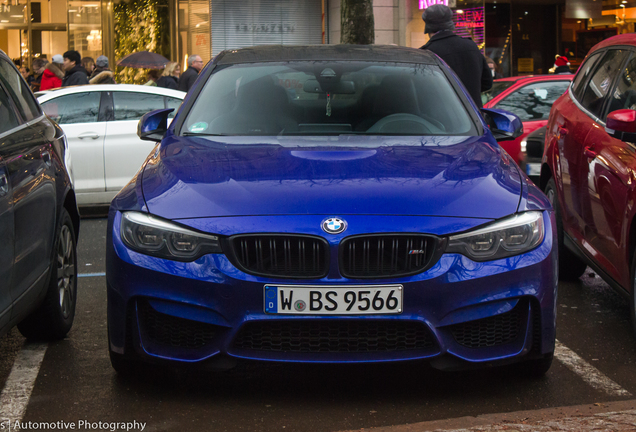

[322,217,347,234]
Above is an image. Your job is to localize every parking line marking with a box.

[0,342,47,424]
[78,272,106,278]
[555,340,631,396]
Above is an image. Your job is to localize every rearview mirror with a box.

[138,108,174,142]
[303,79,356,94]
[481,108,523,142]
[606,109,636,141]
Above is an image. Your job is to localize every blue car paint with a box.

[139,134,523,220]
[107,207,556,364]
[107,46,557,371]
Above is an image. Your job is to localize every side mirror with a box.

[138,108,174,142]
[605,109,636,141]
[481,108,524,142]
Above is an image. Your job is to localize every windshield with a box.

[182,61,477,137]
[481,80,517,105]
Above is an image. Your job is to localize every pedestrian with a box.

[156,62,180,90]
[178,55,203,92]
[485,57,503,79]
[61,50,89,87]
[420,4,492,107]
[143,69,161,86]
[89,55,116,84]
[552,55,572,74]
[82,56,95,76]
[30,58,48,92]
[19,66,33,87]
[40,55,65,90]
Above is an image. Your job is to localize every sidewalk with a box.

[341,400,636,432]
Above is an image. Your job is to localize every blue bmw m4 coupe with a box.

[106,45,557,376]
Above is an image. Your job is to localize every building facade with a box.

[0,0,633,77]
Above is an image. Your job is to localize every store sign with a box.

[0,5,25,24]
[419,0,456,9]
[234,23,296,34]
[456,10,484,28]
[518,58,534,73]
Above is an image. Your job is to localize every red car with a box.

[482,75,572,171]
[541,33,636,334]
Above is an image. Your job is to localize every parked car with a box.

[524,125,546,184]
[0,49,79,340]
[482,75,572,171]
[541,33,636,334]
[37,85,186,206]
[106,45,557,377]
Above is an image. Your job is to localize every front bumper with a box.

[106,210,557,369]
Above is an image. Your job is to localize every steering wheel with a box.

[366,113,443,134]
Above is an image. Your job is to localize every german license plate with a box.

[264,285,403,315]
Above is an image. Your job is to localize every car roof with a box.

[214,44,439,65]
[494,74,573,84]
[36,84,186,102]
[590,33,636,53]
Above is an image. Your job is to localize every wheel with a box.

[17,208,77,340]
[520,353,554,378]
[544,177,587,281]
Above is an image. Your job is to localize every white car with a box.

[37,84,185,206]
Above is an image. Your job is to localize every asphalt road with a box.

[2,217,636,431]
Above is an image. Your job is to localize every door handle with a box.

[584,146,598,159]
[41,150,51,167]
[0,170,8,197]
[78,132,100,140]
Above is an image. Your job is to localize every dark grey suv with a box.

[0,50,80,339]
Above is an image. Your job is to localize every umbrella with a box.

[117,51,169,69]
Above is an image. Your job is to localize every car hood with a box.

[140,135,522,220]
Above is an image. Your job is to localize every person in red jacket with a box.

[40,55,65,91]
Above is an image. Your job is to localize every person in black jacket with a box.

[420,4,492,108]
[61,50,89,87]
[552,55,572,75]
[178,55,202,92]
[156,61,180,89]
[89,55,116,84]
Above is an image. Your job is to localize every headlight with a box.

[446,212,544,261]
[120,212,222,261]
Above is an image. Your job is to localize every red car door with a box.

[555,50,629,248]
[581,52,636,288]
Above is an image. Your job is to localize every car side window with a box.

[41,92,101,124]
[113,92,165,121]
[0,85,20,135]
[580,49,629,118]
[0,59,41,122]
[605,54,636,117]
[572,52,602,101]
[494,81,571,121]
[165,96,181,119]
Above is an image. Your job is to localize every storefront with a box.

[0,0,113,69]
[170,0,326,65]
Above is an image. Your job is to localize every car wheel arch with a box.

[63,190,80,240]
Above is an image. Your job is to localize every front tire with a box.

[18,208,77,340]
[544,178,587,281]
